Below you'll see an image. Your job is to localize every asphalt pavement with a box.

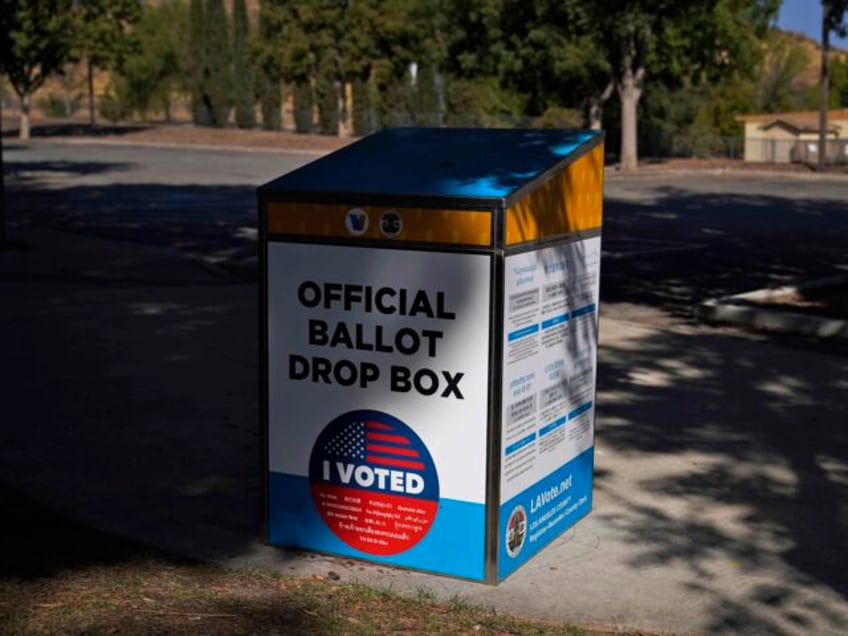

[2,141,848,634]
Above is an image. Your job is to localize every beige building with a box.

[736,108,848,163]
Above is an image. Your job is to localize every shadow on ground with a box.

[6,179,258,274]
[2,157,847,634]
[2,122,151,140]
[0,483,158,580]
[5,159,134,178]
[601,185,848,318]
[595,322,848,633]
[6,161,847,301]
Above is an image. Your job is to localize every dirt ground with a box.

[2,119,353,153]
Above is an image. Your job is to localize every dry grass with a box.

[1,561,590,635]
[0,485,592,635]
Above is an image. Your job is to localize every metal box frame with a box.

[258,128,604,583]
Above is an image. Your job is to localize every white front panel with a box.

[268,243,492,504]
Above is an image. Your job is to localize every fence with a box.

[743,138,848,165]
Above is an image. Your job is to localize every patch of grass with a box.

[2,566,590,635]
[0,485,594,635]
[413,585,436,603]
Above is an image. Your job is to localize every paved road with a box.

[6,141,847,319]
[5,142,315,273]
[1,225,846,635]
[3,142,848,634]
[600,171,848,318]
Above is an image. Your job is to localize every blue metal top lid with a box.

[260,128,601,205]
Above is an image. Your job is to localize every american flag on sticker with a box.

[308,409,440,556]
[324,419,426,471]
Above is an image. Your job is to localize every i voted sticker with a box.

[309,409,439,555]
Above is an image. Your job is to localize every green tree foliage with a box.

[188,0,211,125]
[819,0,848,168]
[439,0,525,125]
[316,63,339,135]
[254,66,282,131]
[415,64,441,126]
[585,2,692,168]
[827,0,848,35]
[756,32,814,112]
[267,0,315,132]
[351,78,375,135]
[205,0,232,127]
[0,0,73,139]
[372,60,414,126]
[233,0,255,129]
[292,81,313,133]
[254,0,446,134]
[301,3,344,135]
[253,0,284,130]
[338,0,393,129]
[126,0,787,156]
[832,56,848,107]
[187,0,232,127]
[630,0,780,159]
[500,1,610,128]
[443,76,523,126]
[105,0,187,121]
[258,0,425,133]
[582,0,779,168]
[72,0,141,126]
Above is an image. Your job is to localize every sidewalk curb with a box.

[696,275,848,339]
[606,167,848,182]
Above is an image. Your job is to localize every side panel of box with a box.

[497,236,601,580]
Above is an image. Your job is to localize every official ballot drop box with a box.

[259,128,604,583]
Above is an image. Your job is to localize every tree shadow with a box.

[6,160,134,179]
[0,483,164,580]
[0,488,329,634]
[2,123,151,139]
[0,174,485,579]
[594,321,848,632]
[602,186,848,318]
[6,181,259,275]
[3,153,848,632]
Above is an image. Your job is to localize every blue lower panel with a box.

[497,447,594,580]
[267,472,486,580]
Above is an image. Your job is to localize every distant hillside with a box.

[773,28,848,88]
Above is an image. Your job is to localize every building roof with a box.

[760,118,841,134]
[736,108,848,124]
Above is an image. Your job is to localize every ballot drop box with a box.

[259,128,604,583]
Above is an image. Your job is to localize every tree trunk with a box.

[818,0,830,172]
[87,59,96,128]
[588,100,603,130]
[1,124,7,243]
[62,69,73,117]
[619,67,642,172]
[19,93,31,141]
[588,81,615,130]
